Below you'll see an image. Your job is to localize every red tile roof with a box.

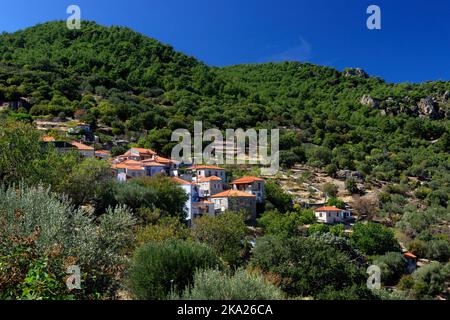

[129,147,156,155]
[154,156,175,165]
[315,206,343,212]
[112,163,145,171]
[172,176,193,185]
[210,190,256,198]
[231,176,264,185]
[70,141,94,151]
[197,176,223,183]
[404,252,417,259]
[188,165,224,171]
[95,150,111,155]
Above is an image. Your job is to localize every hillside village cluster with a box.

[41,134,352,227]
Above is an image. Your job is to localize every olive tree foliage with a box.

[173,268,284,300]
[0,184,136,268]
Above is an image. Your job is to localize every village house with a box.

[40,136,75,154]
[209,190,257,221]
[196,176,224,198]
[114,163,146,181]
[192,200,215,218]
[154,155,179,176]
[95,150,111,160]
[112,159,166,181]
[119,147,157,161]
[188,165,226,182]
[230,176,265,203]
[69,141,95,158]
[172,176,199,224]
[314,206,351,224]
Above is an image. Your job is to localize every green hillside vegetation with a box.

[0,21,449,300]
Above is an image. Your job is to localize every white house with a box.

[120,147,157,161]
[188,165,226,182]
[172,176,198,224]
[230,176,265,203]
[314,206,351,224]
[209,190,257,221]
[196,176,224,198]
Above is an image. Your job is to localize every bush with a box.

[250,236,368,298]
[258,210,304,238]
[350,222,400,255]
[136,216,189,245]
[322,183,339,198]
[265,181,293,213]
[114,176,188,219]
[0,184,135,299]
[191,212,248,266]
[410,262,450,299]
[128,240,221,300]
[372,252,407,286]
[173,269,284,300]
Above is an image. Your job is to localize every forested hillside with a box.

[1,21,449,184]
[1,20,449,301]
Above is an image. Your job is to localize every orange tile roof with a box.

[122,159,143,166]
[188,165,224,171]
[315,206,343,212]
[197,176,223,183]
[70,141,94,151]
[113,163,145,171]
[172,176,193,185]
[210,190,256,198]
[404,252,417,259]
[231,176,264,185]
[129,147,156,155]
[95,150,111,155]
[154,156,175,164]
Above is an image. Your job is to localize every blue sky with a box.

[1,0,449,83]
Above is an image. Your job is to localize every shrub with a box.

[173,269,284,300]
[410,262,449,299]
[322,183,339,198]
[372,252,407,286]
[250,236,368,298]
[136,216,189,245]
[265,181,293,213]
[191,212,248,266]
[258,210,304,238]
[0,184,135,299]
[127,240,221,300]
[350,222,400,255]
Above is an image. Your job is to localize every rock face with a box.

[417,97,441,119]
[360,95,380,108]
[344,68,368,78]
[443,91,450,102]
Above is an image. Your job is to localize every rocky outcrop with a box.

[417,97,441,119]
[360,95,380,108]
[344,68,368,78]
[359,94,447,120]
[443,91,450,102]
